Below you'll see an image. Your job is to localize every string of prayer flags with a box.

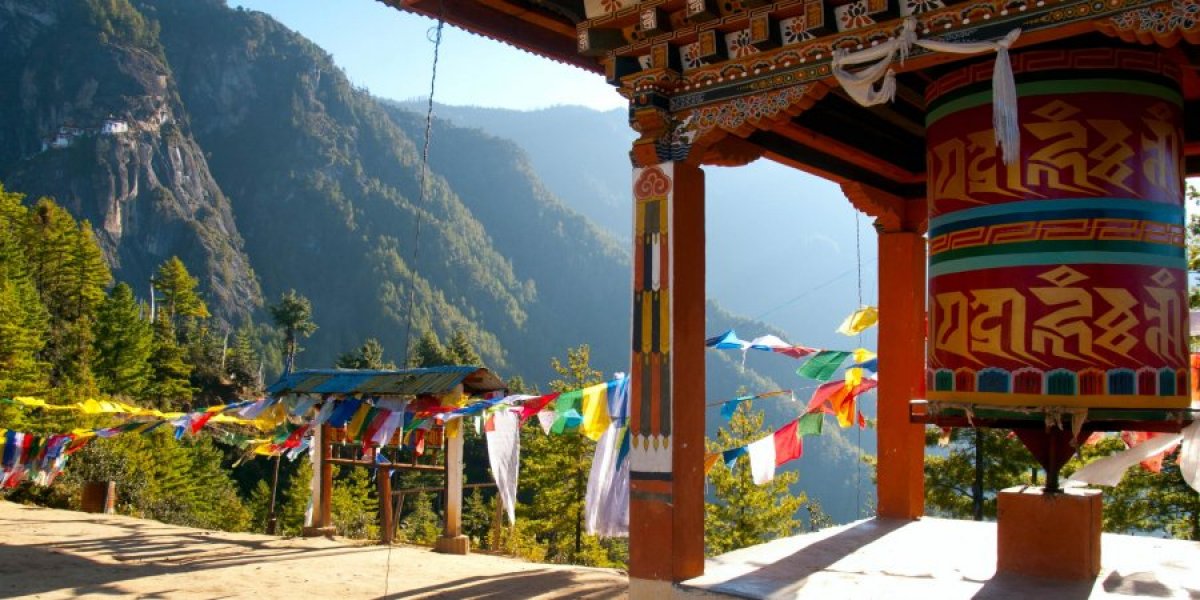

[703,453,721,475]
[1067,431,1186,487]
[519,392,559,424]
[748,335,817,359]
[719,390,794,421]
[798,412,824,436]
[722,446,747,471]
[583,379,631,538]
[836,306,879,336]
[580,383,612,441]
[796,350,852,381]
[486,409,521,524]
[746,420,803,485]
[705,330,750,349]
[705,329,818,360]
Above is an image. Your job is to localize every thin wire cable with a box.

[388,5,445,597]
[751,256,878,323]
[854,211,864,519]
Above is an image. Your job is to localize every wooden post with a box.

[435,384,469,554]
[627,160,706,593]
[378,463,393,544]
[320,423,334,529]
[876,230,926,519]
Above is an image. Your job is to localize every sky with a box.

[233,0,626,111]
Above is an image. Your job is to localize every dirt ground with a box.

[0,501,628,599]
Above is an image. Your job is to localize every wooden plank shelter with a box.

[379,0,1200,593]
[267,366,505,552]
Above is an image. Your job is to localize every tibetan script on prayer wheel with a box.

[924,47,1189,409]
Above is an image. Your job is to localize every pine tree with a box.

[152,257,209,324]
[268,289,317,372]
[336,338,395,369]
[518,345,623,566]
[400,491,442,545]
[226,323,263,394]
[21,199,111,391]
[446,329,482,366]
[93,283,153,397]
[147,318,193,407]
[705,403,808,555]
[0,185,49,396]
[409,330,451,367]
[330,467,377,539]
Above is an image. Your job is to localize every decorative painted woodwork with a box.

[924,47,1189,409]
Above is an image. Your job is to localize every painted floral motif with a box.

[680,42,704,70]
[780,16,817,45]
[901,0,946,16]
[601,0,625,12]
[835,0,878,32]
[725,29,759,58]
[1105,0,1200,39]
[584,0,625,18]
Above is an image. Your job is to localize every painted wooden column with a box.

[843,182,928,520]
[628,160,706,593]
[378,461,393,544]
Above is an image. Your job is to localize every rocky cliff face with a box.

[0,0,260,324]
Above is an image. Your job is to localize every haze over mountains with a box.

[0,0,875,522]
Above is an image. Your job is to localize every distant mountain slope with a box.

[0,0,261,324]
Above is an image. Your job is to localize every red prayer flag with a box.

[519,392,560,423]
[807,381,848,413]
[189,412,216,434]
[361,410,391,445]
[773,420,803,466]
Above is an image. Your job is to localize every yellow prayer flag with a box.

[852,348,877,364]
[844,367,864,390]
[445,418,461,439]
[579,382,611,441]
[703,452,721,475]
[836,306,879,336]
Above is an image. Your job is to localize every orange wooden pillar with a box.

[627,160,706,594]
[843,182,927,520]
[876,230,927,519]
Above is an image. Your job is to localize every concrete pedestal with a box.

[997,486,1101,580]
[434,534,470,555]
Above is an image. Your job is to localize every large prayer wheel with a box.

[925,47,1189,409]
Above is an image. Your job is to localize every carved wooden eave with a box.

[381,0,1200,198]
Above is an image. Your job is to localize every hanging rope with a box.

[388,4,445,597]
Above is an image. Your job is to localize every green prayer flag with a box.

[555,390,583,415]
[798,412,824,436]
[796,350,851,381]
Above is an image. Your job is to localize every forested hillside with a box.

[0,0,870,535]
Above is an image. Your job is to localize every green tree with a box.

[446,329,482,366]
[152,257,209,325]
[22,199,111,391]
[923,428,1038,519]
[147,318,193,406]
[93,283,153,397]
[336,338,395,370]
[0,185,49,396]
[409,330,452,367]
[399,491,441,545]
[268,289,317,372]
[705,403,808,555]
[518,345,622,567]
[331,467,377,539]
[226,323,263,394]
